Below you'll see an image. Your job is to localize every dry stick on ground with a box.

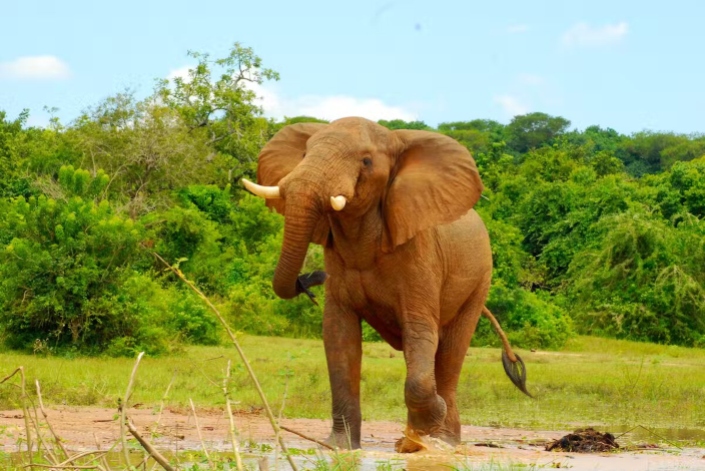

[1,367,33,464]
[134,371,178,471]
[121,351,145,467]
[22,464,107,470]
[615,424,683,450]
[53,451,109,468]
[279,427,335,451]
[223,360,245,471]
[126,420,175,471]
[153,251,299,471]
[189,398,214,469]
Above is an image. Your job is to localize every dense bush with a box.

[2,43,705,354]
[0,167,220,355]
[0,167,143,351]
[567,210,705,346]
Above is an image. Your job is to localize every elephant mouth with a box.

[242,178,348,212]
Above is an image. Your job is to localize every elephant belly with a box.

[361,310,403,350]
[331,267,403,349]
[436,212,493,325]
[360,287,403,349]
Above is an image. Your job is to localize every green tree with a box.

[155,42,279,181]
[377,119,431,130]
[506,112,571,154]
[567,209,705,346]
[0,110,33,198]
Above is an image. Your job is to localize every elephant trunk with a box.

[272,194,321,299]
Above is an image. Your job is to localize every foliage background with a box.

[1,43,704,356]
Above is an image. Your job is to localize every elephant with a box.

[241,116,530,452]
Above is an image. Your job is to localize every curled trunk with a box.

[272,198,320,299]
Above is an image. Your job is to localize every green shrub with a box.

[472,280,573,350]
[0,167,222,355]
[566,209,705,346]
[0,182,143,351]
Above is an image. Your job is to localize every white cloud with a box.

[246,81,418,122]
[507,24,529,34]
[518,73,543,86]
[562,21,628,48]
[166,65,418,122]
[0,55,71,80]
[166,66,192,82]
[274,94,416,122]
[494,95,528,117]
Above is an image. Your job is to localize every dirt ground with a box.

[1,407,704,470]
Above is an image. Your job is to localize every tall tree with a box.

[506,112,571,154]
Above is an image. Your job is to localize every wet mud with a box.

[0,407,704,470]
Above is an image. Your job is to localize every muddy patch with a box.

[0,407,704,470]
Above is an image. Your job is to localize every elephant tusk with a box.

[330,195,347,211]
[241,178,281,199]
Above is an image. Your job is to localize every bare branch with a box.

[126,419,175,471]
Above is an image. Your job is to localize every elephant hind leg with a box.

[432,286,488,445]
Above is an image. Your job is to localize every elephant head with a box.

[242,117,483,300]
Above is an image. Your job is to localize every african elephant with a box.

[242,117,529,452]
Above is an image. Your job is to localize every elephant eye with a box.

[362,157,372,167]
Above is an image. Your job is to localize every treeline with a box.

[1,44,704,356]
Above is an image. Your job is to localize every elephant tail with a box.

[482,306,533,398]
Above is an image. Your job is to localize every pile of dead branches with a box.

[546,427,619,453]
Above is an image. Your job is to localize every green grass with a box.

[1,335,704,433]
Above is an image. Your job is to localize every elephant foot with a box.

[406,394,447,437]
[325,431,360,450]
[394,427,427,453]
[430,430,461,447]
[394,427,457,453]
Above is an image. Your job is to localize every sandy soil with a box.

[1,407,704,470]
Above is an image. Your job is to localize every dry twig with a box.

[223,360,244,471]
[189,398,213,469]
[26,396,59,466]
[35,380,71,463]
[23,464,106,470]
[153,370,176,433]
[126,420,175,471]
[280,426,335,451]
[121,351,145,466]
[93,434,113,471]
[153,252,299,471]
[2,367,33,464]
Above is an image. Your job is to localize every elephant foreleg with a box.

[401,314,446,440]
[323,301,362,449]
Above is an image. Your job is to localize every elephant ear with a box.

[256,122,331,246]
[384,130,484,249]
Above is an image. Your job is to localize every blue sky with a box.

[1,0,704,134]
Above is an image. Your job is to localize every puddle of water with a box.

[4,445,705,471]
[0,449,462,471]
[601,425,705,443]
